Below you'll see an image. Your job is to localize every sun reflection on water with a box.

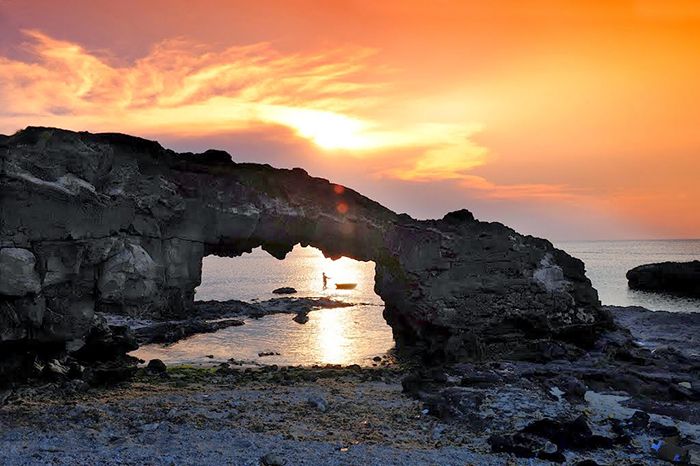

[132,246,394,367]
[315,309,350,364]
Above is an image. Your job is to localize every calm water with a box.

[134,240,700,366]
[134,246,394,366]
[558,239,700,312]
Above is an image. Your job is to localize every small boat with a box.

[335,283,357,290]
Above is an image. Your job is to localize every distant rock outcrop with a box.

[627,261,700,296]
[0,127,609,371]
[272,287,297,295]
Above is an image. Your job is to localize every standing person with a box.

[322,272,329,289]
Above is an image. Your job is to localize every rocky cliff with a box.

[0,127,609,368]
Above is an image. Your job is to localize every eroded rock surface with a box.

[1,127,608,369]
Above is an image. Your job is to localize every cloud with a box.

[0,30,378,131]
[458,175,576,200]
[0,30,574,204]
[0,30,495,178]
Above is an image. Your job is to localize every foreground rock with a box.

[0,359,697,465]
[608,305,700,358]
[0,305,697,464]
[1,127,606,370]
[627,261,700,296]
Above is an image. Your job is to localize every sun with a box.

[262,106,378,151]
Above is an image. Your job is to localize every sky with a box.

[1,0,699,240]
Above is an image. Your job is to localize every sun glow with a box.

[318,256,363,288]
[264,107,373,151]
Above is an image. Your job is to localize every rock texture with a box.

[0,127,608,365]
[627,261,700,296]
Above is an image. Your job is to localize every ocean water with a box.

[558,239,700,312]
[134,240,700,366]
[133,246,394,366]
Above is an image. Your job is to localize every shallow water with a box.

[134,304,393,367]
[134,240,700,367]
[133,246,394,366]
[558,239,700,312]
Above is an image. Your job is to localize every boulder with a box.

[146,359,167,374]
[0,248,41,296]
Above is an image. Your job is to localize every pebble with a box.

[146,359,167,374]
[307,395,328,413]
[260,452,286,465]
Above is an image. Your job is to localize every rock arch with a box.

[0,127,610,362]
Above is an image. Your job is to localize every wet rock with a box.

[272,287,297,295]
[146,359,167,374]
[628,411,650,430]
[424,387,485,421]
[523,416,614,450]
[134,318,244,345]
[609,305,700,359]
[456,364,504,387]
[490,415,614,463]
[549,375,587,402]
[72,322,138,362]
[307,395,328,412]
[292,312,309,324]
[260,453,286,466]
[489,432,565,462]
[258,351,280,357]
[649,422,680,438]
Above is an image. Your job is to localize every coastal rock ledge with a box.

[627,261,700,296]
[0,127,609,370]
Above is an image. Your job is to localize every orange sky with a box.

[1,0,699,239]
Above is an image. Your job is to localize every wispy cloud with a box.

[0,30,573,202]
[459,175,577,200]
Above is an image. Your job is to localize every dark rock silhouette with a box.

[627,261,700,296]
[272,287,297,294]
[0,127,608,371]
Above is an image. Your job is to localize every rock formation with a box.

[627,261,700,296]
[0,127,610,370]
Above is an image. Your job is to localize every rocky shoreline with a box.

[1,304,698,465]
[108,296,359,345]
[1,127,698,464]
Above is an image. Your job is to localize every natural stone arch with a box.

[0,127,611,363]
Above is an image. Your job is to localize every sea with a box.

[133,240,700,366]
[557,239,700,313]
